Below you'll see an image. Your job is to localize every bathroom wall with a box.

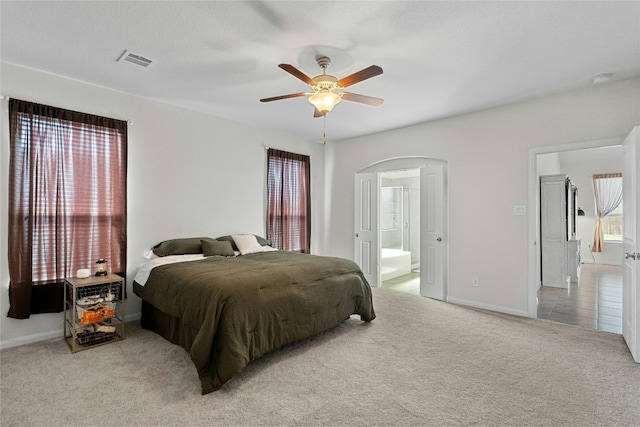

[381,172,420,265]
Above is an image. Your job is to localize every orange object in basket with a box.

[80,306,115,325]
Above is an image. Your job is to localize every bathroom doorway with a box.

[380,169,421,295]
[354,157,448,300]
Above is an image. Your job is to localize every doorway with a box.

[380,169,420,294]
[528,138,624,329]
[536,146,623,333]
[354,157,448,301]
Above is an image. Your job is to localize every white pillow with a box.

[232,234,265,255]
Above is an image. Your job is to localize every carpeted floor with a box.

[1,286,639,426]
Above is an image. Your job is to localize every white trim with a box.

[0,329,63,350]
[0,312,141,350]
[447,297,531,318]
[357,156,444,174]
[528,137,624,318]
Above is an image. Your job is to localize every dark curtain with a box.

[266,148,311,253]
[7,99,127,319]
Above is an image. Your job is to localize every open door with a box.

[420,164,446,300]
[354,173,379,286]
[622,126,640,362]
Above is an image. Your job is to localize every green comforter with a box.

[134,251,375,394]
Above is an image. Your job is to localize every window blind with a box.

[8,99,127,318]
[266,148,310,253]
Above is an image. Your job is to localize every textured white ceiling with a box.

[1,1,639,143]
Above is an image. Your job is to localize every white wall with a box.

[557,147,624,265]
[0,62,324,348]
[324,77,640,315]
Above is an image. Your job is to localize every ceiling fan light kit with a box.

[308,90,341,114]
[261,54,384,121]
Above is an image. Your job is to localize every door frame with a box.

[356,156,449,299]
[527,137,623,317]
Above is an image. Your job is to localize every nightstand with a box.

[63,273,125,353]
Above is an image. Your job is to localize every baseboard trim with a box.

[0,329,62,350]
[447,297,532,318]
[581,260,623,266]
[0,312,141,350]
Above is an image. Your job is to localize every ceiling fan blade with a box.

[260,93,307,102]
[313,108,324,118]
[278,64,315,86]
[341,92,384,106]
[337,65,383,88]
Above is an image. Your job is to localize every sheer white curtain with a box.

[592,173,622,252]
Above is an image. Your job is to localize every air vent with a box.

[116,50,155,70]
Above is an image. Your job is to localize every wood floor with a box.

[382,263,623,335]
[537,263,622,334]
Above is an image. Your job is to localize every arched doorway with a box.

[354,157,449,300]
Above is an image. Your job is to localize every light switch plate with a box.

[513,205,526,216]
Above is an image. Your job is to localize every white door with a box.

[420,165,446,300]
[622,126,640,362]
[354,173,379,286]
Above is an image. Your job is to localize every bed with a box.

[133,235,375,394]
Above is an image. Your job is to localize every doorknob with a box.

[625,252,638,260]
[355,233,360,238]
[436,237,442,242]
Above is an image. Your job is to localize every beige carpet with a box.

[1,287,639,426]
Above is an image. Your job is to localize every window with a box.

[602,201,623,241]
[591,173,622,252]
[7,99,127,319]
[266,148,310,253]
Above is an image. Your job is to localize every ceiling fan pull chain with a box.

[323,115,327,145]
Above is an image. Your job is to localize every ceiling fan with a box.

[260,56,383,117]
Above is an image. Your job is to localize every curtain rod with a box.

[0,95,133,125]
[263,145,311,158]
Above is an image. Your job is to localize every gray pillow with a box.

[202,239,235,257]
[152,237,213,257]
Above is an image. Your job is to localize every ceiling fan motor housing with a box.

[312,74,340,91]
[316,55,331,69]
